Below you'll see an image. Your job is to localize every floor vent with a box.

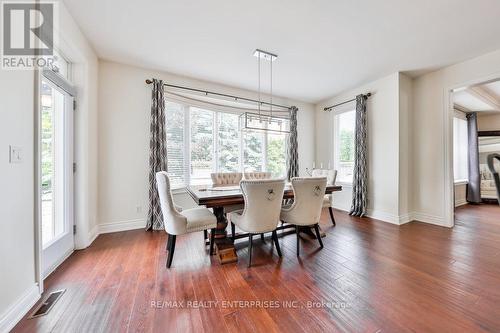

[29,289,66,318]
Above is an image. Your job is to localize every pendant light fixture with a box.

[239,49,291,133]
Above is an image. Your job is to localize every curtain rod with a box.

[145,79,292,110]
[323,93,371,112]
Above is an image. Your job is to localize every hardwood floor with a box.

[13,204,500,332]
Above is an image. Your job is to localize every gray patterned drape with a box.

[146,79,167,231]
[466,112,481,203]
[349,95,368,217]
[287,106,299,180]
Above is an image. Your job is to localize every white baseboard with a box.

[366,209,401,225]
[334,206,410,225]
[455,199,467,207]
[83,220,144,248]
[332,204,350,213]
[411,211,446,227]
[87,224,99,246]
[98,219,145,234]
[0,284,40,333]
[398,212,413,225]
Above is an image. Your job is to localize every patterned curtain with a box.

[466,112,481,203]
[349,95,368,217]
[287,106,299,180]
[146,79,167,230]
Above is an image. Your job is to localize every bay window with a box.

[165,101,287,189]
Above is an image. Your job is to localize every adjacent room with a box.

[2,1,500,332]
[453,79,500,227]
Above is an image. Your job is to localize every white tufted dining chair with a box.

[211,172,243,186]
[280,177,327,256]
[156,171,217,268]
[229,179,285,267]
[311,169,338,225]
[243,172,272,180]
[210,172,244,215]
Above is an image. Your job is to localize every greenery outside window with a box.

[334,109,355,184]
[165,101,287,189]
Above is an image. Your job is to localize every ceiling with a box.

[63,0,500,103]
[454,80,500,113]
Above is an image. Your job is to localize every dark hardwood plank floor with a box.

[13,204,500,332]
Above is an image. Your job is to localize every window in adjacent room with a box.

[334,109,356,184]
[453,115,468,182]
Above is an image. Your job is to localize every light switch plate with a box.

[9,145,23,163]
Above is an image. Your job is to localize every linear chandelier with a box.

[239,49,291,134]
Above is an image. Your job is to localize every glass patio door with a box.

[40,74,75,277]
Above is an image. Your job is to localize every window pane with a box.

[453,117,468,181]
[191,108,214,185]
[267,133,287,177]
[41,81,55,245]
[40,80,66,246]
[218,113,240,172]
[336,110,355,183]
[244,130,264,172]
[166,102,185,189]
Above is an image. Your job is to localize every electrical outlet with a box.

[9,145,23,163]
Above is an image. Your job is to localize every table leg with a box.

[213,206,227,239]
[212,206,238,264]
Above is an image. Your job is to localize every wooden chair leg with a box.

[231,222,236,241]
[295,225,300,256]
[204,229,208,241]
[166,234,176,268]
[248,234,253,267]
[328,207,336,226]
[260,233,265,243]
[272,230,282,257]
[314,224,324,248]
[209,228,216,255]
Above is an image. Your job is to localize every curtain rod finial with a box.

[145,79,153,84]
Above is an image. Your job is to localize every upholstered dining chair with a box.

[210,172,244,217]
[156,171,217,268]
[280,177,328,256]
[229,179,285,267]
[211,172,243,187]
[243,172,272,180]
[311,169,338,225]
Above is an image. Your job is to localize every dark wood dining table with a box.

[186,183,342,264]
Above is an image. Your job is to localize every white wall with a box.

[97,60,316,231]
[412,48,500,226]
[0,3,98,331]
[0,69,39,333]
[315,73,405,223]
[399,73,412,220]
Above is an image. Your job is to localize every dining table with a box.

[186,183,343,264]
